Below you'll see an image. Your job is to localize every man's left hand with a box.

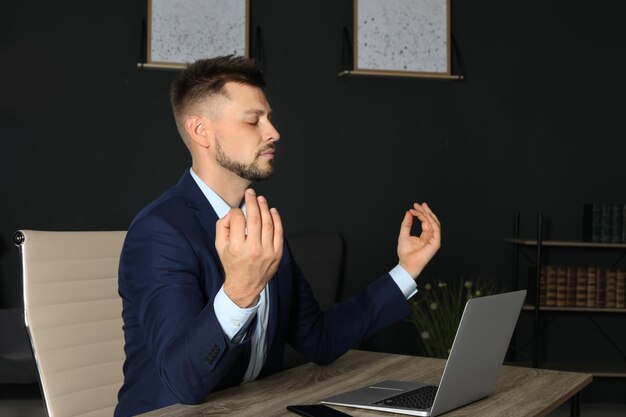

[397,202,441,279]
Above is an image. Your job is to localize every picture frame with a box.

[351,0,456,79]
[144,0,249,69]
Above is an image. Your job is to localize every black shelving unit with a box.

[507,212,626,378]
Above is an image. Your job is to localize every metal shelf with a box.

[506,238,626,249]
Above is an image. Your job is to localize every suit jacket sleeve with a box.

[285,245,411,366]
[120,213,250,404]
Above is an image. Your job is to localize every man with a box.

[115,55,441,417]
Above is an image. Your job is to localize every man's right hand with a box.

[215,188,283,308]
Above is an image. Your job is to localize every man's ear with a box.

[184,116,212,148]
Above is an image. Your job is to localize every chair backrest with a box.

[282,231,345,368]
[287,231,345,310]
[15,230,126,417]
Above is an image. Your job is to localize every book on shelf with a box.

[587,267,597,308]
[556,266,567,307]
[612,204,623,243]
[575,267,588,307]
[594,204,603,243]
[535,265,625,309]
[601,205,612,243]
[583,204,598,242]
[583,202,626,243]
[605,268,617,308]
[617,269,626,309]
[566,266,577,307]
[596,267,607,308]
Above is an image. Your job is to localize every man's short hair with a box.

[169,55,265,141]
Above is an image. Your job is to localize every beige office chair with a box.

[14,230,127,417]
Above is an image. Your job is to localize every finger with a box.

[413,208,441,245]
[418,204,441,234]
[215,211,231,250]
[244,188,262,242]
[228,208,247,245]
[409,208,435,235]
[421,202,441,225]
[428,210,441,235]
[399,210,414,239]
[409,207,429,225]
[257,195,274,248]
[412,202,426,214]
[270,207,284,254]
[411,203,438,227]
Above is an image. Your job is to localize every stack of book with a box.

[538,265,626,308]
[583,203,626,243]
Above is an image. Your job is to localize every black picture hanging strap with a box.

[451,33,465,79]
[341,26,354,72]
[252,26,265,71]
[138,18,147,67]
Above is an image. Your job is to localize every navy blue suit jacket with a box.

[114,170,411,416]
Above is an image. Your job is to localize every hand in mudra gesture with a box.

[215,188,283,308]
[397,202,441,279]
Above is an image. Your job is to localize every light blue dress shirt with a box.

[189,168,417,382]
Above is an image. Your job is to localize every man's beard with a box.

[215,137,274,182]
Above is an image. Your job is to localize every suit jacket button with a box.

[206,346,220,365]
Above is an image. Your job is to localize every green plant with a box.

[408,278,497,359]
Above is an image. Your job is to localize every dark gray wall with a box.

[1,0,625,402]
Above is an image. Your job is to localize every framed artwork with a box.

[144,0,249,69]
[352,0,457,79]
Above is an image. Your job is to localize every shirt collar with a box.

[189,168,246,219]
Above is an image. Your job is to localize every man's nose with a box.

[266,122,280,142]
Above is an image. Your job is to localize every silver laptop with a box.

[321,290,526,416]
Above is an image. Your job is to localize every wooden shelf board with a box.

[338,69,464,80]
[505,238,626,249]
[136,62,184,70]
[523,305,626,313]
[507,362,626,378]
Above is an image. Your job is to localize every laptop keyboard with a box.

[374,385,438,410]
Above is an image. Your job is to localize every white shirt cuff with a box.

[389,264,418,299]
[213,285,259,342]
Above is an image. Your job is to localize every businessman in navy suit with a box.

[115,56,441,417]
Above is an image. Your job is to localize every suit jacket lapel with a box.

[176,170,220,255]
